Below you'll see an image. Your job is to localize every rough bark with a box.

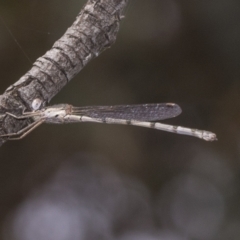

[0,0,129,146]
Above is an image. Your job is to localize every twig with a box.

[0,0,129,146]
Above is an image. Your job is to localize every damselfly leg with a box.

[0,110,44,140]
[0,119,44,140]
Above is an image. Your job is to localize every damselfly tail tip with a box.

[202,131,217,141]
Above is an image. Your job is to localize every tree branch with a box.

[0,0,129,146]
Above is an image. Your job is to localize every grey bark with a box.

[0,0,129,146]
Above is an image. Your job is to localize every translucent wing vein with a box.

[71,103,182,121]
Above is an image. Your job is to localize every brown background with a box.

[0,1,239,239]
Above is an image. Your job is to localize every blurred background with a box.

[0,0,239,239]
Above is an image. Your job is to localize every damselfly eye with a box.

[32,98,42,110]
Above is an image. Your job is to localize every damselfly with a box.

[0,102,217,141]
